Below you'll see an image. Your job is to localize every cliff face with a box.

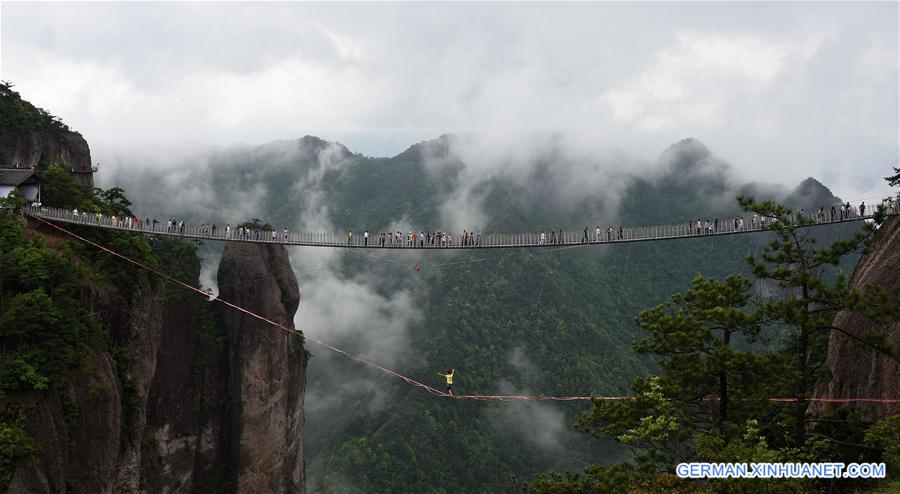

[8,238,306,493]
[8,266,164,493]
[135,241,307,493]
[815,216,900,419]
[216,242,306,493]
[0,131,94,188]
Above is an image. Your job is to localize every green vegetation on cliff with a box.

[0,168,204,489]
[0,82,75,138]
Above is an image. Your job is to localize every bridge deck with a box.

[23,205,896,250]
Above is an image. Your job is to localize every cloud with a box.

[487,379,571,453]
[3,2,895,203]
[601,32,814,132]
[293,270,421,368]
[415,133,644,232]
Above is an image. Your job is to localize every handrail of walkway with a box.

[20,203,900,250]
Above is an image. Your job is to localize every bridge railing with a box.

[21,200,897,249]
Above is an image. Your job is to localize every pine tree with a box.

[575,275,763,462]
[738,196,899,447]
[634,275,762,436]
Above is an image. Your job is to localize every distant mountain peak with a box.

[662,138,711,160]
[296,135,352,158]
[787,176,842,209]
[795,176,827,192]
[657,137,732,183]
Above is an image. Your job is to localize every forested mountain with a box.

[104,134,863,492]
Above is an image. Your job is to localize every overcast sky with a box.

[2,2,897,201]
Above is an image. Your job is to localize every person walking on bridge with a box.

[860,202,866,217]
[364,230,369,246]
[438,369,455,396]
[583,227,588,243]
[348,230,353,245]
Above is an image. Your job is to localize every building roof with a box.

[0,169,40,187]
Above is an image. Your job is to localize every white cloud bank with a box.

[2,2,897,200]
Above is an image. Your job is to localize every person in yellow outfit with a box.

[438,369,455,396]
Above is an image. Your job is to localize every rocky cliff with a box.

[7,234,306,493]
[0,132,94,189]
[815,216,900,419]
[0,84,95,189]
[216,242,306,493]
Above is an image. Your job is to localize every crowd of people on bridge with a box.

[30,195,900,249]
[345,229,484,247]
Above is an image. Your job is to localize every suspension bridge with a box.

[22,203,898,250]
[20,204,900,404]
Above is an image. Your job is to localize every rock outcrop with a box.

[217,242,306,493]
[8,264,165,493]
[8,240,306,493]
[814,216,900,419]
[0,131,94,188]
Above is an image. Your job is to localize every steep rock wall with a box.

[217,242,306,493]
[8,236,306,493]
[8,268,164,493]
[139,289,231,493]
[815,216,900,419]
[0,131,94,188]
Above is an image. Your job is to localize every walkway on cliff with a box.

[23,203,898,251]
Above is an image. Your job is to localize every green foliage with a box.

[237,219,273,231]
[0,288,93,397]
[0,185,168,482]
[634,275,762,432]
[532,197,900,493]
[40,164,92,210]
[0,214,25,252]
[40,164,138,217]
[865,413,900,475]
[111,346,142,438]
[154,235,201,282]
[94,186,133,217]
[690,419,821,493]
[0,81,74,136]
[0,414,40,491]
[192,301,226,375]
[886,167,900,188]
[526,459,690,494]
[0,189,27,214]
[573,275,767,466]
[739,195,899,446]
